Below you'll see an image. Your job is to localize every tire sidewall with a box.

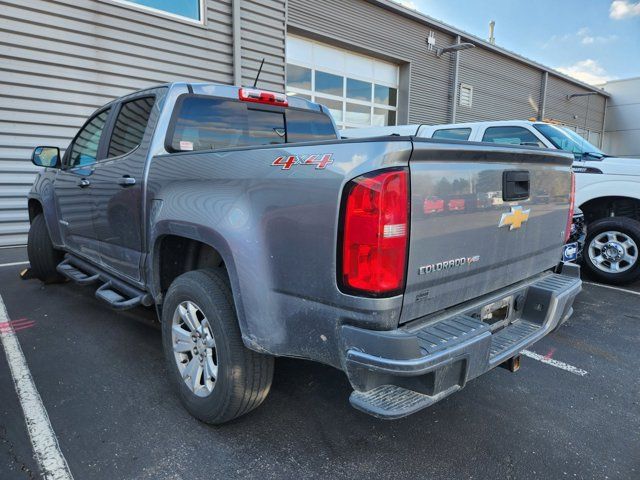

[583,217,640,285]
[161,271,237,420]
[27,213,64,283]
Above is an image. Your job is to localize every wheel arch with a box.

[149,222,250,343]
[27,198,43,222]
[579,195,640,224]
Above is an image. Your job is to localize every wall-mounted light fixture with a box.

[567,92,598,100]
[436,42,475,58]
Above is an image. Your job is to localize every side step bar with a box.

[56,255,153,310]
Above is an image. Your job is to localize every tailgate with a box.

[400,141,574,324]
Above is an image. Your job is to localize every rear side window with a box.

[431,128,471,141]
[481,126,544,147]
[108,97,155,157]
[168,95,336,152]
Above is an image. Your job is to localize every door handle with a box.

[117,176,136,187]
[77,178,91,188]
[502,170,530,201]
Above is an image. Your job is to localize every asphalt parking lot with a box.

[0,247,638,480]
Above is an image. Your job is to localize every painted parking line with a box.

[582,281,640,297]
[0,296,74,480]
[521,349,588,377]
[0,261,29,268]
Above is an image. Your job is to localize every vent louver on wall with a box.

[459,83,473,107]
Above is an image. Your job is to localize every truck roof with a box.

[104,82,325,113]
[342,120,549,139]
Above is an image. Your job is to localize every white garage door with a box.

[286,35,399,130]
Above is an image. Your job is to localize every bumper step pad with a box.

[416,315,489,355]
[350,384,460,419]
[490,320,540,358]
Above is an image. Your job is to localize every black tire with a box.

[27,213,64,283]
[161,268,274,424]
[583,217,640,285]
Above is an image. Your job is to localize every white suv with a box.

[345,121,640,285]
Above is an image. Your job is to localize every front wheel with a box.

[27,213,64,283]
[161,268,274,424]
[583,217,640,285]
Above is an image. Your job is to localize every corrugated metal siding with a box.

[240,0,286,92]
[456,47,542,123]
[0,0,234,246]
[545,74,605,132]
[287,0,454,125]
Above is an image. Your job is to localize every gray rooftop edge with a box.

[371,0,611,97]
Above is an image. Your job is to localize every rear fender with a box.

[148,220,255,347]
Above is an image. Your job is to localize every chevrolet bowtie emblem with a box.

[499,206,530,230]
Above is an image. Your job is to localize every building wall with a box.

[545,74,606,143]
[456,47,542,123]
[602,77,640,157]
[239,0,286,92]
[0,0,285,247]
[287,0,455,125]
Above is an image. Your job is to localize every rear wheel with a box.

[583,217,640,285]
[161,268,274,424]
[27,213,64,283]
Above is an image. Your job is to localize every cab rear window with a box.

[167,95,336,152]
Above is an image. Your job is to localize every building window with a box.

[285,36,399,130]
[459,83,473,107]
[112,0,203,22]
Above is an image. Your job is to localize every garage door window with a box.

[286,36,399,130]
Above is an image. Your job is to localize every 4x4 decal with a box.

[271,153,333,170]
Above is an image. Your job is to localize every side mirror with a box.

[32,146,61,168]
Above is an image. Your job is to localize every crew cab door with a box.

[90,93,158,282]
[54,107,112,257]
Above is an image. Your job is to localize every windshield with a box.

[533,123,603,156]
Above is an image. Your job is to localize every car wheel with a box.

[161,268,274,424]
[583,217,640,285]
[27,213,64,283]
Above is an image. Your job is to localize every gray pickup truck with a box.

[26,83,581,423]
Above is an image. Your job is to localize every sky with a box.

[393,0,640,85]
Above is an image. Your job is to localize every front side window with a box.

[482,126,545,147]
[533,123,603,156]
[432,128,472,141]
[168,96,336,152]
[108,97,155,158]
[69,109,110,167]
[115,0,202,21]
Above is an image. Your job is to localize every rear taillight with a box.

[565,172,576,242]
[238,88,288,107]
[340,169,409,296]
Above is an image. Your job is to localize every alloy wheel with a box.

[588,230,638,274]
[171,301,218,397]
